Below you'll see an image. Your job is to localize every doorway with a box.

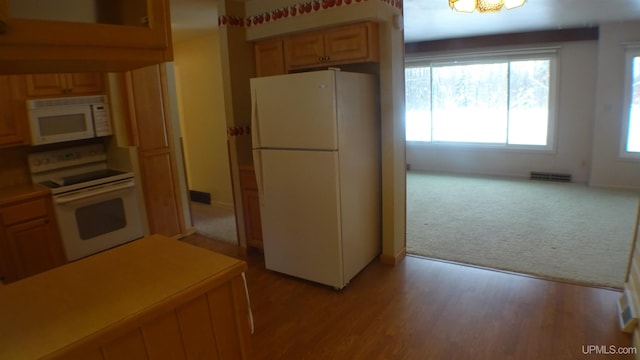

[172,25,238,245]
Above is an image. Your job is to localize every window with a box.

[406,52,557,150]
[622,48,640,158]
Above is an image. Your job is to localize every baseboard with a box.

[379,248,407,265]
[210,201,235,211]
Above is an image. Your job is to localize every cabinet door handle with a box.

[0,20,6,35]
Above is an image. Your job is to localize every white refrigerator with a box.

[250,69,381,289]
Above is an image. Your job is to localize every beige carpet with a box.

[406,171,639,288]
[190,201,238,245]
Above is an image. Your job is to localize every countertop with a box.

[0,234,248,359]
[0,183,50,207]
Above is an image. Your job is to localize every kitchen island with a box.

[0,234,252,359]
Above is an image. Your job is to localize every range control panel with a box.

[28,143,107,174]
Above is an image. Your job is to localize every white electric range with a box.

[28,143,144,261]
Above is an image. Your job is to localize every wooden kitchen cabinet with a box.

[0,235,252,359]
[239,165,263,249]
[25,72,105,97]
[284,22,379,71]
[125,64,186,238]
[0,75,28,148]
[0,0,173,74]
[0,187,66,283]
[255,39,286,77]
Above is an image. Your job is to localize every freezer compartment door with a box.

[255,149,344,288]
[250,71,338,150]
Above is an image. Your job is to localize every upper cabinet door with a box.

[0,0,173,73]
[0,75,28,148]
[255,40,286,77]
[285,32,325,68]
[283,22,379,72]
[25,73,105,97]
[323,23,376,63]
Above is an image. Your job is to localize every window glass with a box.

[405,54,554,150]
[432,62,508,143]
[405,68,431,141]
[627,56,640,153]
[508,60,550,146]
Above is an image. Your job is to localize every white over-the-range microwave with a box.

[27,95,113,146]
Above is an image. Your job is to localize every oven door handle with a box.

[53,180,135,204]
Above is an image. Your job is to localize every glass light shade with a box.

[449,0,526,12]
[449,0,477,13]
[477,0,504,12]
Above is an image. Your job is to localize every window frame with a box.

[620,47,640,160]
[405,49,559,153]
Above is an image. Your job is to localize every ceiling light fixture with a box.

[449,0,526,13]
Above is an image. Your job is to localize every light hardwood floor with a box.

[182,234,635,359]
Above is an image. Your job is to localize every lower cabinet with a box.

[125,64,186,238]
[0,235,252,359]
[0,191,66,283]
[64,277,251,360]
[239,165,263,250]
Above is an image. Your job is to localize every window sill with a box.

[406,140,556,154]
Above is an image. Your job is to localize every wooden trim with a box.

[379,247,406,266]
[405,27,599,55]
[122,71,139,147]
[626,199,640,282]
[158,64,187,236]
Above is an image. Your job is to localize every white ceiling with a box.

[169,0,640,43]
[404,0,640,43]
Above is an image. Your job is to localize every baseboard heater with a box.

[530,171,572,182]
[618,288,638,333]
[189,190,211,204]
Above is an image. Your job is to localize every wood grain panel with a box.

[324,24,370,63]
[142,311,187,360]
[4,217,64,281]
[230,276,252,359]
[177,295,221,360]
[59,347,105,360]
[25,73,65,96]
[208,283,243,359]
[128,65,169,150]
[285,32,324,67]
[103,329,148,360]
[66,72,105,94]
[139,150,182,237]
[255,40,285,77]
[0,196,47,225]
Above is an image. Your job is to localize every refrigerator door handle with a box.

[253,150,264,199]
[251,88,261,148]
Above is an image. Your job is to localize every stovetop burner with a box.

[28,144,135,195]
[47,169,128,187]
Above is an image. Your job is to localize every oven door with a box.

[52,178,143,261]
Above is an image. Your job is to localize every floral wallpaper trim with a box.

[228,125,251,137]
[218,0,402,28]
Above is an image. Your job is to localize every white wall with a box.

[173,32,234,207]
[407,21,640,191]
[590,21,640,190]
[406,40,598,183]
